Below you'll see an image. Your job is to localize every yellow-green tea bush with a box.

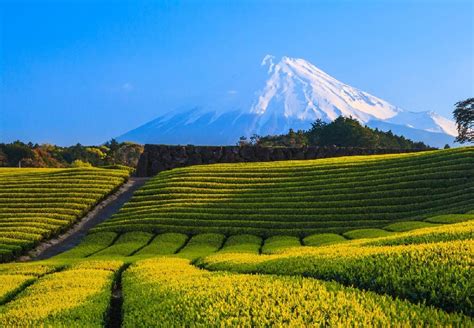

[54,232,118,259]
[261,235,301,254]
[0,260,122,326]
[0,167,129,262]
[343,228,393,239]
[133,232,188,256]
[92,148,474,237]
[200,231,473,315]
[219,234,262,254]
[383,221,436,232]
[176,233,225,260]
[122,258,470,327]
[303,233,347,246]
[91,232,153,257]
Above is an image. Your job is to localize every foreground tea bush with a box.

[176,233,225,260]
[219,234,262,254]
[0,260,122,326]
[91,232,153,257]
[0,167,129,262]
[122,258,470,327]
[92,148,474,237]
[261,235,301,254]
[53,232,118,259]
[303,233,347,246]
[134,232,188,256]
[200,229,473,315]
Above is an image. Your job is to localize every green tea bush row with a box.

[0,167,129,262]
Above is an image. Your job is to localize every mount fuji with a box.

[117,56,457,148]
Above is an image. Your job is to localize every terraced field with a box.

[0,148,472,326]
[0,218,472,326]
[93,147,474,236]
[0,168,129,262]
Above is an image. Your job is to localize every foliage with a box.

[199,223,474,315]
[425,213,474,224]
[71,159,92,167]
[134,232,188,256]
[343,229,393,239]
[176,233,225,260]
[0,261,121,326]
[383,221,436,232]
[53,232,118,259]
[219,234,262,254]
[261,235,301,254]
[91,147,474,237]
[0,139,143,169]
[0,167,129,262]
[303,233,347,246]
[91,232,153,257]
[257,116,432,149]
[122,258,470,327]
[453,97,474,143]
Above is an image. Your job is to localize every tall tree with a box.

[453,98,474,143]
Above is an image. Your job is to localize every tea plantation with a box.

[93,147,473,236]
[0,167,129,262]
[0,148,472,326]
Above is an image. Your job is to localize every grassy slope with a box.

[0,168,129,262]
[91,148,474,236]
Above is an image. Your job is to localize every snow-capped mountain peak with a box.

[117,55,457,147]
[251,56,400,124]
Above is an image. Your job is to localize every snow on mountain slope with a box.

[117,56,457,147]
[252,56,399,122]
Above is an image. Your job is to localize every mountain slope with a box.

[118,56,456,147]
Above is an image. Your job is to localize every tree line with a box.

[0,139,143,169]
[241,116,433,149]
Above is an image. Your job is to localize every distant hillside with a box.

[253,116,433,149]
[92,147,474,237]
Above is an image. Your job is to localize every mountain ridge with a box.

[118,56,456,147]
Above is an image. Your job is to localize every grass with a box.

[0,167,129,262]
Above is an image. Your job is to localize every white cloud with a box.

[227,89,238,95]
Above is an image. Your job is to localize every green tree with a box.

[453,98,474,143]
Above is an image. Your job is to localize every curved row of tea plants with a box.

[0,219,471,326]
[92,148,474,237]
[198,220,474,316]
[121,257,470,327]
[0,167,129,262]
[0,260,123,327]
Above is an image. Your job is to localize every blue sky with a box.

[1,0,473,145]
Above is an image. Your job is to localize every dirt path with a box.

[20,177,150,261]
